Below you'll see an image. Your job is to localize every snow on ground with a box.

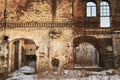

[7,69,120,80]
[19,66,35,73]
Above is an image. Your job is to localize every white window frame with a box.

[87,2,97,17]
[100,1,110,27]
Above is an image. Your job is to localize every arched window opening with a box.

[100,1,110,27]
[87,2,97,17]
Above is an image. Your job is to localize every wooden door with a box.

[75,42,99,68]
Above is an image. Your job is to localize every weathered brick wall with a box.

[73,34,114,69]
[0,27,73,72]
[0,0,74,72]
[6,0,72,22]
[0,0,119,72]
[112,33,120,69]
[0,0,4,21]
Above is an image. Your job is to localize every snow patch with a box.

[7,69,120,80]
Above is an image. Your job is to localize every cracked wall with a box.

[0,0,120,72]
[0,0,74,72]
[6,0,72,22]
[4,27,73,72]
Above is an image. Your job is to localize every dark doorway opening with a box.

[8,38,37,72]
[25,55,36,68]
[13,41,19,71]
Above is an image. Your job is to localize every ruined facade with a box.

[0,0,120,72]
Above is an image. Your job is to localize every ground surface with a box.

[6,66,120,80]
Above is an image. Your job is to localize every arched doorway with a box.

[74,42,99,68]
[8,38,37,72]
[73,36,101,68]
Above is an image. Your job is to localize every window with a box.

[100,1,110,27]
[87,2,96,17]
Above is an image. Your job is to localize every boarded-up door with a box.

[74,42,99,68]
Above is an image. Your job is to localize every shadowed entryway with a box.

[7,38,37,72]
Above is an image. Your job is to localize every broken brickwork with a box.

[0,0,120,72]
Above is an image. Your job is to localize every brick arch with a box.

[7,38,36,46]
[73,36,104,68]
[7,38,37,72]
[101,0,110,4]
[73,36,100,48]
[87,0,97,4]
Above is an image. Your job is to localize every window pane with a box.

[100,1,110,27]
[92,7,96,16]
[106,7,109,10]
[107,12,110,16]
[87,2,96,17]
[87,7,91,17]
[100,17,110,27]
[87,2,96,6]
[100,1,110,17]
